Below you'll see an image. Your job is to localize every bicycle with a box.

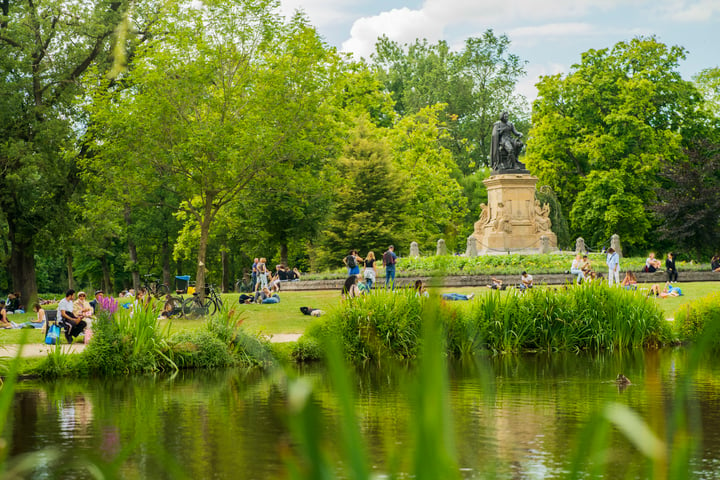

[141,274,170,299]
[182,283,223,318]
[235,277,254,293]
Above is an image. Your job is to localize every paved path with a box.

[1,333,304,359]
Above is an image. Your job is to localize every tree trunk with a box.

[280,242,288,266]
[221,246,229,293]
[124,203,140,290]
[162,237,172,288]
[101,254,112,295]
[195,198,216,300]
[8,235,38,309]
[66,252,75,291]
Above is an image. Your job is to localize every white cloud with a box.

[278,0,357,27]
[656,0,720,21]
[508,22,597,46]
[516,63,569,103]
[341,8,444,59]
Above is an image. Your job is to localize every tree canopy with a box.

[525,36,705,251]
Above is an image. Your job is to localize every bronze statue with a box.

[491,111,527,173]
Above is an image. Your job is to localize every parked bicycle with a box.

[235,277,254,293]
[141,274,170,299]
[182,283,223,317]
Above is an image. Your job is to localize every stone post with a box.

[575,237,587,255]
[409,241,420,257]
[611,234,622,257]
[436,239,447,256]
[465,236,478,257]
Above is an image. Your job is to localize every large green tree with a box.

[0,0,129,304]
[89,1,345,294]
[372,30,528,175]
[525,37,703,251]
[315,117,411,270]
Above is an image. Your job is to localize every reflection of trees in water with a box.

[8,349,720,478]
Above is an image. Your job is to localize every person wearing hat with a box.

[73,291,94,320]
[90,290,104,314]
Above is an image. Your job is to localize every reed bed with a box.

[306,282,673,361]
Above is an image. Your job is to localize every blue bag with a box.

[45,324,60,345]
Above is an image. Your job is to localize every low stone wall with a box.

[280,271,720,291]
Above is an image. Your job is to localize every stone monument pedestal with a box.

[470,174,557,254]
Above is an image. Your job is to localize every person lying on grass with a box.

[649,282,682,297]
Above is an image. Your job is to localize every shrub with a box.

[170,330,235,369]
[307,283,672,362]
[675,291,720,345]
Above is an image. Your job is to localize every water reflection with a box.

[7,348,720,479]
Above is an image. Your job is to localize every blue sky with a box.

[278,0,719,101]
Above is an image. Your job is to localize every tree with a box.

[315,117,411,270]
[526,37,703,251]
[372,30,528,174]
[388,105,467,252]
[89,1,345,295]
[694,67,720,117]
[652,139,720,257]
[0,0,128,304]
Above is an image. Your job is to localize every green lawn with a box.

[1,282,717,348]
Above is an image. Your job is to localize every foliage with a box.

[694,66,720,117]
[372,30,529,174]
[388,105,468,252]
[674,291,720,345]
[652,139,720,257]
[526,37,704,251]
[305,283,672,361]
[0,0,127,305]
[82,299,175,376]
[314,117,412,269]
[88,0,346,296]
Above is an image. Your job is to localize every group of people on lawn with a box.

[0,289,103,343]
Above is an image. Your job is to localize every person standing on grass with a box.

[363,251,378,290]
[383,245,397,290]
[606,247,620,286]
[666,252,678,283]
[251,258,259,291]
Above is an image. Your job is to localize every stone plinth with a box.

[470,174,558,254]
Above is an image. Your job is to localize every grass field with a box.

[1,281,718,348]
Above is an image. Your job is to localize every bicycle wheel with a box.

[205,298,218,316]
[182,297,208,318]
[156,283,170,298]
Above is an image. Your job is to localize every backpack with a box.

[383,251,395,266]
[346,255,357,269]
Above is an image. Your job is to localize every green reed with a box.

[313,282,672,361]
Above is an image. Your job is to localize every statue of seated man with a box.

[491,111,526,172]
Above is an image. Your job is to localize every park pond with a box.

[6,347,720,479]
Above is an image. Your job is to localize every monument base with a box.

[469,173,557,255]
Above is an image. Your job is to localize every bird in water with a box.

[616,374,631,385]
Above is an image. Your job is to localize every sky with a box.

[276,0,720,101]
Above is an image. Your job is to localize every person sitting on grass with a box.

[0,301,13,329]
[518,271,533,291]
[570,254,585,284]
[342,275,361,300]
[255,287,280,304]
[712,255,720,272]
[487,277,505,290]
[238,293,254,304]
[415,279,430,297]
[621,271,638,291]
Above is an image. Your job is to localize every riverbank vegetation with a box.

[299,283,673,362]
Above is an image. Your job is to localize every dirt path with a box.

[1,333,304,359]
